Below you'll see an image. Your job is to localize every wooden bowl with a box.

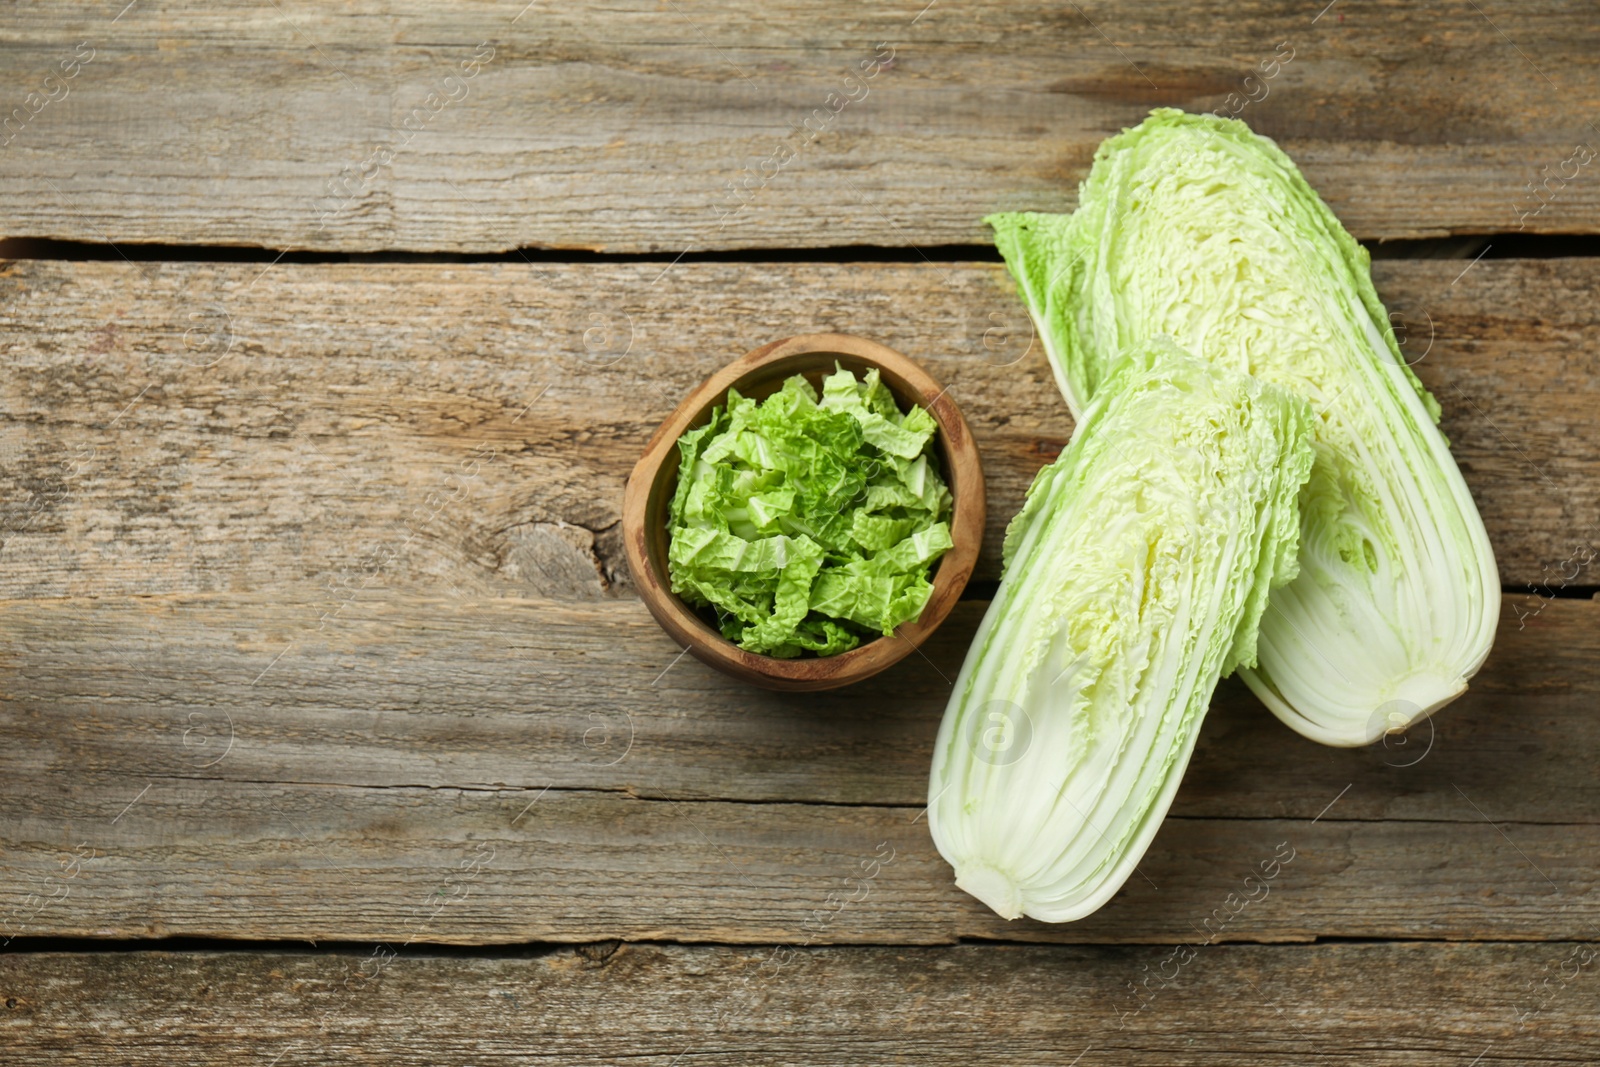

[622,333,985,691]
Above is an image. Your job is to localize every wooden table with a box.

[3,2,1597,1062]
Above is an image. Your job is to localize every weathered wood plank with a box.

[2,2,1598,250]
[2,943,1597,1063]
[0,591,1595,821]
[0,759,1595,945]
[2,259,1595,596]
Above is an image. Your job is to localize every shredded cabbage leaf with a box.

[986,108,1500,746]
[667,367,952,658]
[929,339,1315,922]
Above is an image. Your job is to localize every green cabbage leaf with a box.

[667,367,952,658]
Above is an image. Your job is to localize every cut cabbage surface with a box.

[928,338,1315,922]
[986,108,1500,746]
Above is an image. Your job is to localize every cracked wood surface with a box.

[2,258,1596,598]
[2,943,1597,1065]
[3,2,1600,251]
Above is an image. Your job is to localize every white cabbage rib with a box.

[986,109,1500,747]
[928,339,1314,922]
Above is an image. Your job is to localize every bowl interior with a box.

[641,349,963,666]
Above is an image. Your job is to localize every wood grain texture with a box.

[1,591,1596,821]
[2,258,1595,599]
[2,3,1595,1047]
[0,765,1596,945]
[2,588,1597,948]
[2,943,1597,1064]
[2,2,1599,251]
[3,255,1596,945]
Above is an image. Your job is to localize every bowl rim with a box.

[622,332,985,692]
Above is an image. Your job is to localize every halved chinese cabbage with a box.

[986,109,1499,747]
[928,339,1314,922]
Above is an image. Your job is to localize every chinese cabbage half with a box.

[928,339,1314,922]
[986,109,1500,746]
